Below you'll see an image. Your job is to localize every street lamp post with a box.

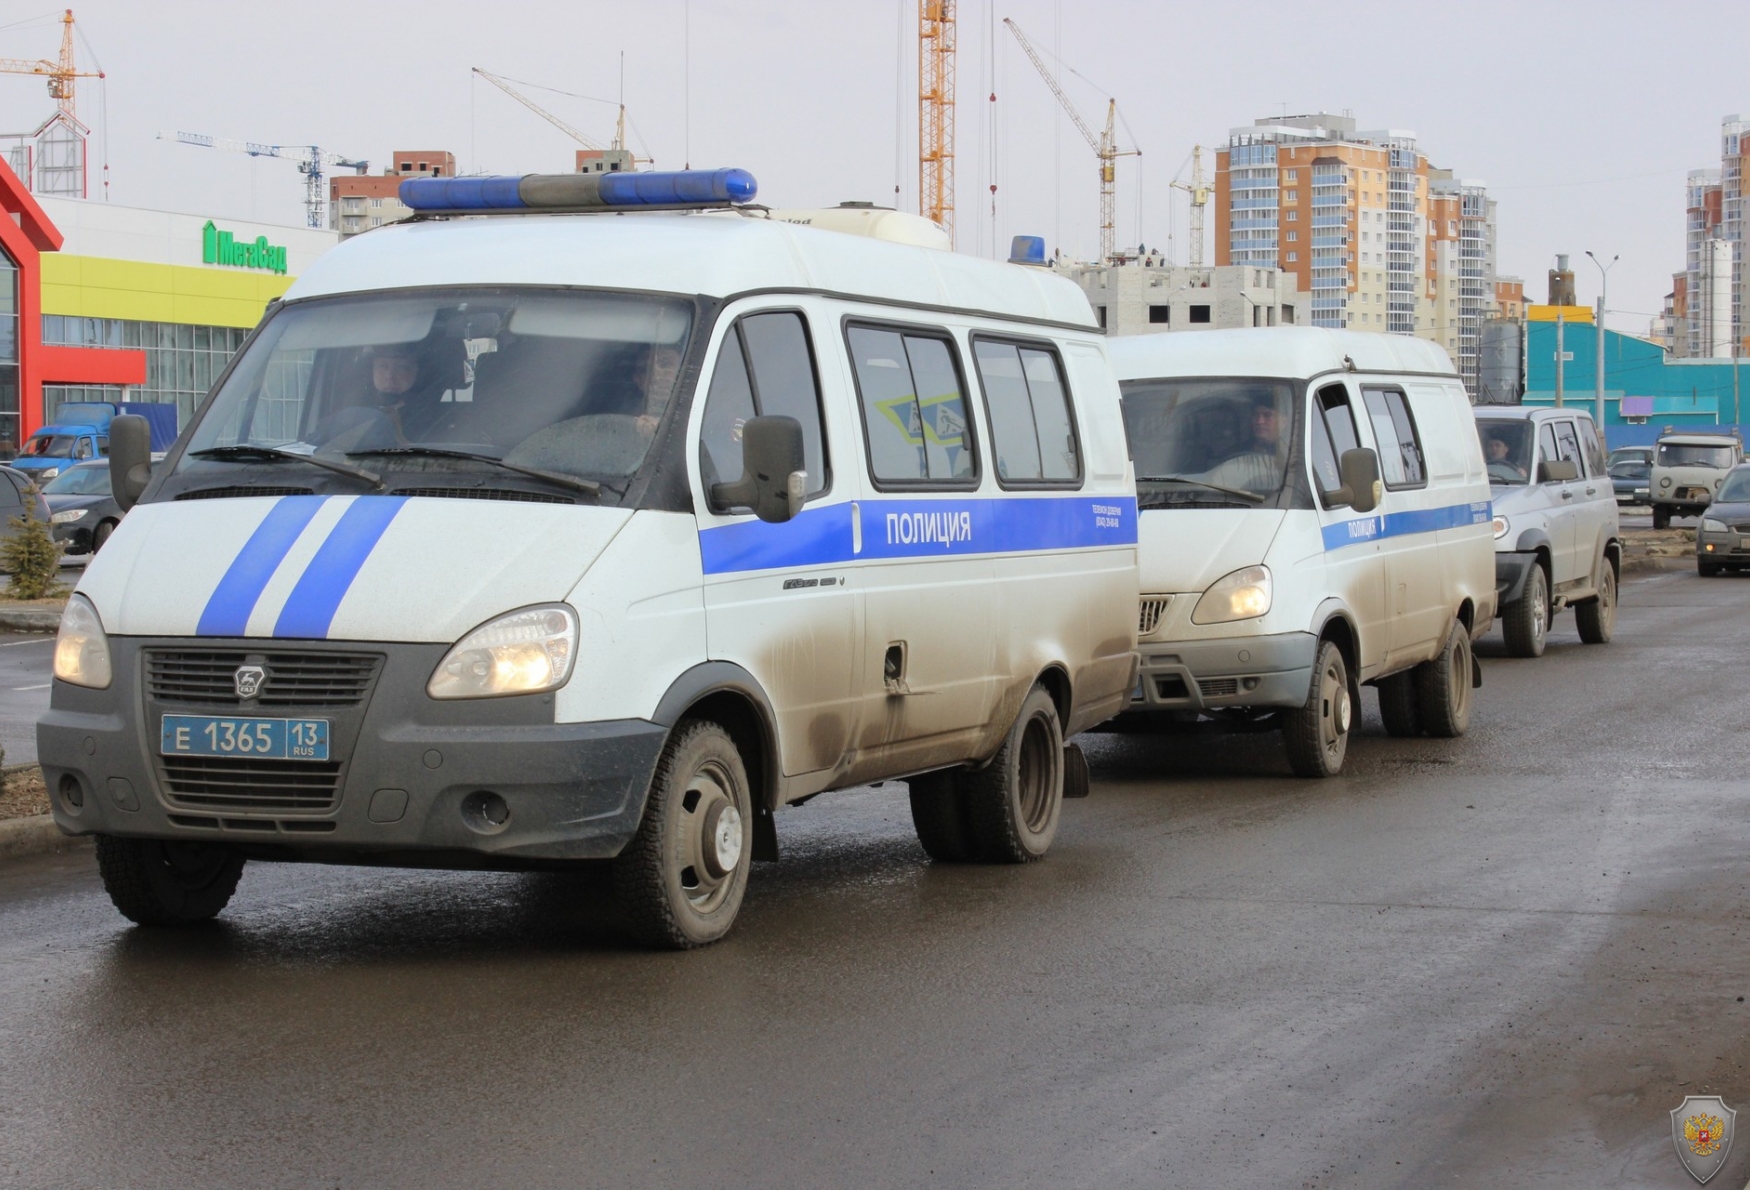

[1586,251,1618,447]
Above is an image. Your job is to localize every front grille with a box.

[1199,678,1239,698]
[394,486,576,504]
[161,755,343,814]
[1733,523,1750,533]
[146,649,381,708]
[1138,596,1172,636]
[176,486,315,501]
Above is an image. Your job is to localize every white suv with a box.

[1474,407,1621,658]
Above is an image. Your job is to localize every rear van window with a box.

[971,338,1081,487]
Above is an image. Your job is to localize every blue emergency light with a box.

[1009,235,1047,266]
[399,168,758,213]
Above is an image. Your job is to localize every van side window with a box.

[971,338,1081,486]
[847,324,977,486]
[700,311,829,507]
[1577,419,1606,477]
[1360,386,1425,488]
[1552,421,1584,474]
[1309,385,1361,507]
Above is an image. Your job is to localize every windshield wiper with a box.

[1137,474,1266,504]
[188,446,384,490]
[346,446,601,497]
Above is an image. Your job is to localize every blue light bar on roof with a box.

[399,168,758,213]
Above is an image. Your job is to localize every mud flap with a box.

[1471,652,1484,689]
[1062,741,1091,799]
[752,805,780,862]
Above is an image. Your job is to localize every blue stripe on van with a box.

[698,495,1138,575]
[273,496,409,638]
[1321,500,1491,552]
[195,496,330,636]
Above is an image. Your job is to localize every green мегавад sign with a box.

[202,221,288,275]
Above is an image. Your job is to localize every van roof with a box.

[1105,326,1458,382]
[1657,433,1740,445]
[282,211,1098,329]
[1473,406,1595,425]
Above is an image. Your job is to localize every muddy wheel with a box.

[961,684,1064,863]
[1502,563,1549,658]
[1376,671,1422,738]
[1282,640,1352,778]
[1415,619,1474,739]
[1576,561,1616,644]
[612,720,752,949]
[95,836,245,926]
[908,770,972,862]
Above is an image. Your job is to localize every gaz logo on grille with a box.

[233,666,266,699]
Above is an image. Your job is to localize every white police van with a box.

[1107,328,1494,777]
[40,170,1140,947]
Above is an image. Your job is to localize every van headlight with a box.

[427,604,578,699]
[53,594,112,689]
[1492,514,1510,539]
[1191,565,1272,625]
[1702,517,1728,532]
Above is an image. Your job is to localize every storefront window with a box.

[41,313,249,425]
[0,249,18,451]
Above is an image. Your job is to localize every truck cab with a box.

[12,401,177,486]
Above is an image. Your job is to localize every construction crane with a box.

[160,132,368,229]
[473,67,650,168]
[918,1,956,245]
[0,9,103,122]
[1003,17,1138,265]
[1171,145,1209,269]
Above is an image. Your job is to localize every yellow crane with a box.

[1003,17,1138,265]
[919,1,956,245]
[0,9,103,122]
[1171,145,1209,269]
[473,67,649,168]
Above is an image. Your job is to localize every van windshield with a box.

[1657,442,1737,469]
[1119,378,1297,504]
[1476,419,1534,486]
[177,287,695,502]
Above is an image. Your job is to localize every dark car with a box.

[43,460,124,555]
[1610,458,1651,505]
[0,464,52,544]
[1696,465,1750,575]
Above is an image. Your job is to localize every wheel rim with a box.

[159,841,231,892]
[1015,713,1057,834]
[1449,633,1471,717]
[1319,656,1350,756]
[676,760,742,912]
[1599,569,1615,631]
[1531,573,1548,648]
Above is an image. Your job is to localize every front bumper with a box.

[1129,630,1318,712]
[50,522,93,554]
[37,637,667,867]
[1697,530,1750,564]
[1495,551,1538,607]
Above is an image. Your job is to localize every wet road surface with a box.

[3,568,1749,1188]
[0,633,55,765]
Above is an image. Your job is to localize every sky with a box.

[0,0,1745,337]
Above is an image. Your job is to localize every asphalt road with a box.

[0,633,55,765]
[3,569,1749,1188]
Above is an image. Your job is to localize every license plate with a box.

[160,715,330,761]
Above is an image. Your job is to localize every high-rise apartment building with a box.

[330,151,457,240]
[1677,115,1746,359]
[1214,113,1496,393]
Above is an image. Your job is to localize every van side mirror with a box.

[109,414,153,512]
[710,415,807,524]
[1337,447,1382,514]
[1537,458,1579,483]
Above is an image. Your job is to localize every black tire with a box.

[1501,563,1549,658]
[1414,619,1474,739]
[1652,506,1671,530]
[1376,671,1422,738]
[1282,640,1352,778]
[92,519,115,553]
[907,770,972,862]
[1576,561,1616,644]
[961,684,1064,863]
[612,720,752,949]
[1699,560,1723,577]
[94,835,245,926]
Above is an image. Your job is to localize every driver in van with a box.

[1203,395,1285,491]
[1484,433,1525,480]
[315,342,450,448]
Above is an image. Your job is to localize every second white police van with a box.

[1107,328,1494,777]
[39,170,1140,948]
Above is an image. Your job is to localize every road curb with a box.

[0,814,84,859]
[0,608,61,632]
